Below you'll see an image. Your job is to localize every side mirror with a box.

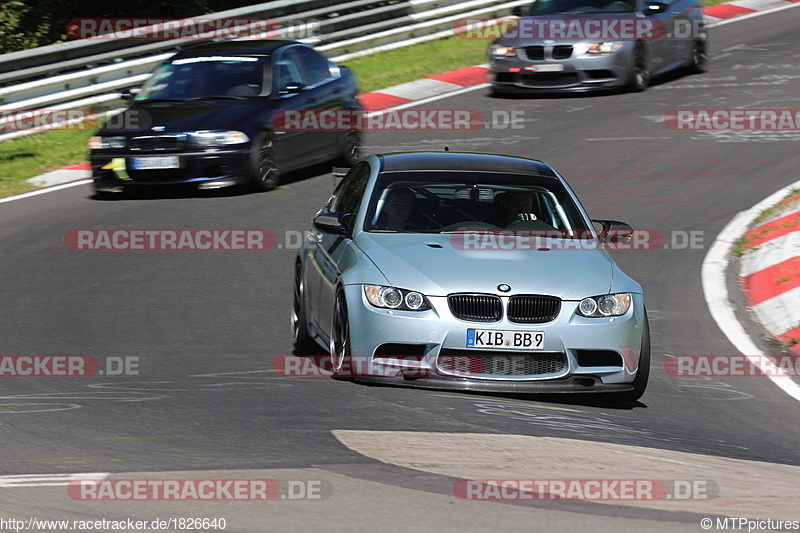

[593,219,634,243]
[313,212,355,236]
[644,2,668,15]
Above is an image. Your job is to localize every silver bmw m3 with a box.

[292,151,650,400]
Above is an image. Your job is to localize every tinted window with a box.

[332,163,370,214]
[528,0,634,14]
[294,47,332,86]
[364,171,591,235]
[274,48,307,89]
[135,56,268,100]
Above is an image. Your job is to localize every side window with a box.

[332,163,370,214]
[273,48,306,90]
[294,47,332,86]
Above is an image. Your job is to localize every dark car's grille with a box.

[552,45,573,59]
[438,349,566,376]
[520,73,579,87]
[448,294,502,322]
[507,295,561,323]
[523,46,545,60]
[129,134,187,152]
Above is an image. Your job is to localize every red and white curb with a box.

[740,193,800,354]
[703,0,800,23]
[26,163,91,187]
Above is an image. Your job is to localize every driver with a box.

[491,191,538,227]
[377,188,416,231]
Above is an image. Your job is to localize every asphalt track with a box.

[1,9,800,532]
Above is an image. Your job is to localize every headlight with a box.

[587,42,623,55]
[490,45,516,58]
[365,285,431,311]
[577,293,632,317]
[188,130,250,148]
[88,136,126,150]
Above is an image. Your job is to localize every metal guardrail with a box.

[0,0,526,143]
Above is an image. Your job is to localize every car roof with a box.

[171,39,301,58]
[376,152,558,178]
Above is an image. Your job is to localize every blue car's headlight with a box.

[577,293,631,317]
[187,130,249,148]
[88,136,126,149]
[365,285,431,311]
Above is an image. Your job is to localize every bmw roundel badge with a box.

[498,283,511,292]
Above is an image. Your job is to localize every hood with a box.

[354,232,615,300]
[99,100,266,135]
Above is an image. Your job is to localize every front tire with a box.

[330,288,356,379]
[628,43,650,92]
[335,130,362,166]
[687,39,709,74]
[291,261,317,353]
[249,131,279,191]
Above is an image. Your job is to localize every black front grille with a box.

[552,45,573,59]
[438,349,566,376]
[448,294,502,322]
[129,135,187,152]
[519,73,579,87]
[523,46,545,60]
[507,295,561,323]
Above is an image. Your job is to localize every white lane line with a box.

[0,179,92,204]
[586,137,671,141]
[0,472,108,488]
[701,179,800,403]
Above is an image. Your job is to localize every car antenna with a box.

[444,146,449,151]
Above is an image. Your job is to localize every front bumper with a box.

[342,284,646,391]
[90,148,251,192]
[489,46,633,92]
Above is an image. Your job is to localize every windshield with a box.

[135,55,271,101]
[526,0,635,15]
[364,171,592,237]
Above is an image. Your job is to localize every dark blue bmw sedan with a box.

[90,40,362,194]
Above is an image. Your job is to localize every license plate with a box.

[466,329,544,350]
[527,64,564,72]
[131,156,180,170]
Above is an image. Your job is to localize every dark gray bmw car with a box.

[489,0,708,93]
